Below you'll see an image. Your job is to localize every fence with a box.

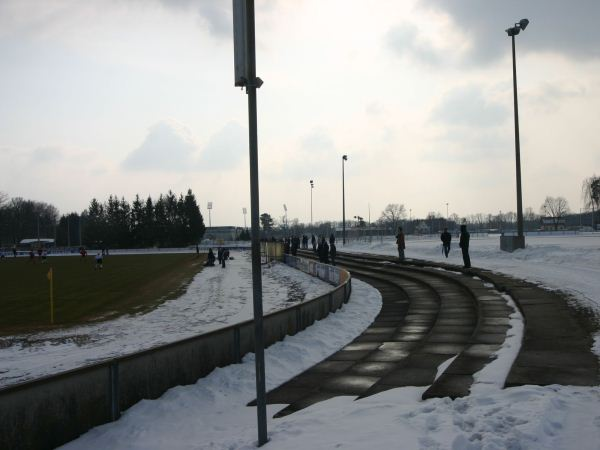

[0,257,351,450]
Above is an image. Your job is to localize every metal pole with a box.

[310,183,313,225]
[245,0,267,444]
[342,158,346,245]
[512,34,524,239]
[208,209,212,228]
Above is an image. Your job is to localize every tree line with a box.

[0,189,206,249]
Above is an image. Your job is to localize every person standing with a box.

[311,234,317,253]
[95,252,103,270]
[459,224,471,268]
[330,242,336,266]
[396,226,405,261]
[441,227,452,258]
[12,245,17,258]
[318,236,329,264]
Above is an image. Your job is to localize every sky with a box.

[1,0,599,227]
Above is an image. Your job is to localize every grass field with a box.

[0,253,205,335]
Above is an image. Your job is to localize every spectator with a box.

[311,234,317,253]
[396,227,405,261]
[330,242,337,266]
[205,248,216,266]
[459,224,471,269]
[318,236,329,264]
[441,227,452,258]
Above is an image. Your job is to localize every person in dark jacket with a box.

[330,242,337,266]
[205,248,216,266]
[396,226,405,261]
[329,233,335,246]
[291,236,299,256]
[459,224,471,268]
[318,237,329,264]
[440,227,452,258]
[311,234,317,253]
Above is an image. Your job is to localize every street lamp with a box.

[242,207,247,229]
[207,202,213,228]
[446,202,449,222]
[310,180,314,225]
[342,155,347,245]
[283,204,288,232]
[505,18,529,250]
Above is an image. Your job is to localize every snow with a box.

[0,251,333,387]
[18,235,600,449]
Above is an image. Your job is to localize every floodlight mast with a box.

[505,18,529,249]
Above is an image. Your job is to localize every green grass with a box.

[0,253,205,335]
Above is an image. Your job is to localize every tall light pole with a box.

[283,204,288,232]
[506,18,529,249]
[207,202,213,228]
[242,207,247,229]
[446,202,449,222]
[310,179,314,225]
[233,0,267,443]
[342,155,347,245]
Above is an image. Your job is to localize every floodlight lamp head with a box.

[506,26,519,36]
[342,154,348,161]
[519,18,529,30]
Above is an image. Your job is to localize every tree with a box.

[379,203,406,232]
[540,196,570,230]
[582,175,600,229]
[260,213,274,232]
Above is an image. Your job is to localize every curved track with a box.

[263,251,520,417]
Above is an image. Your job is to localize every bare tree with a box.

[582,175,600,229]
[379,203,406,233]
[0,191,8,208]
[540,196,570,230]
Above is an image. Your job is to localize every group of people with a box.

[282,233,338,265]
[396,225,471,268]
[205,247,230,268]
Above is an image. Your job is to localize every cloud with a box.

[159,0,231,39]
[198,121,246,170]
[525,80,587,112]
[421,0,600,64]
[122,121,198,171]
[32,146,64,163]
[385,22,444,66]
[423,128,511,163]
[301,128,335,153]
[431,85,508,127]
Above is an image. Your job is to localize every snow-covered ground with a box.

[59,234,600,450]
[0,250,333,387]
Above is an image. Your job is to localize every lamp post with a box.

[242,207,247,229]
[283,204,288,232]
[310,180,314,225]
[506,18,529,249]
[342,155,347,245]
[207,202,213,228]
[232,0,267,443]
[446,203,449,222]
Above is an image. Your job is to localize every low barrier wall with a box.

[0,258,351,450]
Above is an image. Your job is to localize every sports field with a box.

[0,253,205,335]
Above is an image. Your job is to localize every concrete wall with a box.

[0,259,351,450]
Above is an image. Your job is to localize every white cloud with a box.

[431,85,508,128]
[198,121,246,170]
[122,121,198,171]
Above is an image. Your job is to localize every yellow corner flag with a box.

[47,267,54,324]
